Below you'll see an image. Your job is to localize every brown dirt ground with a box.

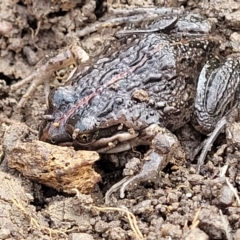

[1,0,240,239]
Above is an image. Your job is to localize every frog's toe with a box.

[105,174,143,204]
[11,69,49,107]
[105,177,130,204]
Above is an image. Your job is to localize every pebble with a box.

[185,228,209,240]
[69,233,94,240]
[219,186,234,206]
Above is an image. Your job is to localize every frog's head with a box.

[39,85,146,153]
[40,118,139,153]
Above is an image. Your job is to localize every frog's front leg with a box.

[11,44,89,107]
[105,124,184,203]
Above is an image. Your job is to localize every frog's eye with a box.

[76,133,94,143]
[50,137,57,144]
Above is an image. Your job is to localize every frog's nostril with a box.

[39,128,51,142]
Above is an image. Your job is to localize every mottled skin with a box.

[192,56,240,134]
[40,34,219,146]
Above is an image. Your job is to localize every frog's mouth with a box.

[73,131,139,153]
[40,120,140,153]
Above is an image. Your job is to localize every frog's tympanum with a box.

[39,13,240,200]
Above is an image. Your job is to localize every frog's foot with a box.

[105,125,183,204]
[196,107,240,173]
[196,117,227,173]
[11,44,89,108]
[105,151,166,204]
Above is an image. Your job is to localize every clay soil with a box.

[1,0,240,239]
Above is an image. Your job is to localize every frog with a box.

[15,10,240,201]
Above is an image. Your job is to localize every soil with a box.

[1,0,240,239]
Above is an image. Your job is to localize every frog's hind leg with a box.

[192,56,240,172]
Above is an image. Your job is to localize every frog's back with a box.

[49,34,218,133]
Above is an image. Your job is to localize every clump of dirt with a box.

[1,0,240,239]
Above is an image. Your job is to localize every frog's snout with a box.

[39,121,52,143]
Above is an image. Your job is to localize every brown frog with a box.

[22,13,240,200]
